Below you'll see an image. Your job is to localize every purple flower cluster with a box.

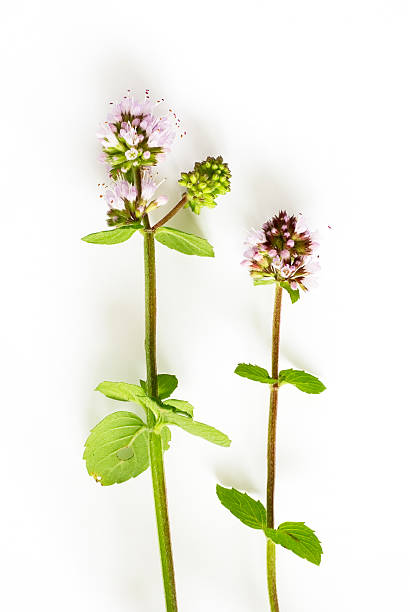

[104,171,168,226]
[97,94,175,175]
[242,211,320,291]
[96,94,173,227]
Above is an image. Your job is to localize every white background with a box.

[2,1,410,610]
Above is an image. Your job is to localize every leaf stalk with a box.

[152,193,188,231]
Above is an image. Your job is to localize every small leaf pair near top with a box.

[82,224,214,257]
[235,364,326,394]
[252,279,301,304]
[216,486,322,566]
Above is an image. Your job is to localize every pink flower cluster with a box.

[242,211,320,291]
[104,172,168,225]
[105,180,137,208]
[97,95,175,173]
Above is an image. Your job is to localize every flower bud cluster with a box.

[97,95,175,181]
[242,211,320,291]
[104,172,168,227]
[179,156,231,214]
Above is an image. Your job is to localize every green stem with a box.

[266,284,282,612]
[143,226,178,612]
[143,223,158,405]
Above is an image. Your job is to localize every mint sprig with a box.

[216,486,323,565]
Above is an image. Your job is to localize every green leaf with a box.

[83,411,149,486]
[234,363,276,384]
[140,374,178,400]
[279,369,326,394]
[160,426,172,451]
[154,226,214,257]
[162,399,194,418]
[161,412,230,447]
[96,381,146,402]
[216,485,266,529]
[95,381,161,418]
[280,281,300,303]
[253,278,276,286]
[265,522,323,565]
[82,224,142,245]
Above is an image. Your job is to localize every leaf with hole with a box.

[160,426,172,451]
[216,486,266,529]
[83,411,149,485]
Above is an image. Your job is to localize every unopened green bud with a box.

[179,156,231,214]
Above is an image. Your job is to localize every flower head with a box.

[97,94,175,181]
[179,156,231,214]
[242,211,320,294]
[105,171,167,227]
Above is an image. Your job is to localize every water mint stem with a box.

[143,227,178,611]
[152,194,188,231]
[266,284,282,612]
[267,539,278,612]
[149,432,178,611]
[143,225,158,405]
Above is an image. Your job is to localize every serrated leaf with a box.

[216,486,266,529]
[140,374,178,399]
[235,363,276,384]
[280,281,300,303]
[82,224,142,245]
[96,381,146,402]
[154,226,214,257]
[95,381,161,418]
[265,522,323,565]
[83,411,149,485]
[279,369,326,394]
[161,412,230,447]
[162,399,194,417]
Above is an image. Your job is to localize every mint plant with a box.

[217,211,325,611]
[83,93,231,611]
